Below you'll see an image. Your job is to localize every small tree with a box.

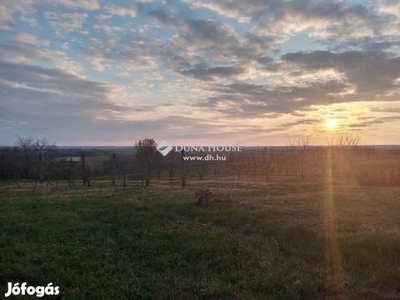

[134,138,157,186]
[16,136,34,179]
[154,151,164,180]
[337,132,361,180]
[33,138,56,183]
[181,149,190,187]
[165,153,177,180]
[16,136,56,183]
[286,136,312,180]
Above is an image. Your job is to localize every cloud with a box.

[0,0,99,31]
[369,107,400,113]
[179,63,247,81]
[44,11,88,32]
[95,14,112,21]
[105,5,137,18]
[57,0,100,10]
[378,0,400,18]
[348,115,400,128]
[1,35,81,73]
[187,48,400,120]
[148,7,182,27]
[160,16,280,81]
[0,59,144,139]
[19,15,38,26]
[172,18,239,54]
[0,60,112,99]
[81,39,160,72]
[281,50,400,96]
[189,0,384,55]
[186,0,280,22]
[188,0,369,24]
[0,5,15,30]
[192,79,353,119]
[13,32,51,46]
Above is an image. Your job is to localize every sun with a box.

[326,119,338,129]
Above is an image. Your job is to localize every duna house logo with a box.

[156,140,173,156]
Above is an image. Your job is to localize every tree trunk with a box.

[81,154,86,185]
[181,149,186,188]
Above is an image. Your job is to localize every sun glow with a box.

[326,119,338,129]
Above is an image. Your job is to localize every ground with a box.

[1,176,400,299]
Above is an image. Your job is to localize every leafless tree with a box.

[195,158,207,180]
[16,136,34,179]
[181,149,190,187]
[154,151,163,180]
[134,138,157,186]
[286,136,312,180]
[33,138,56,183]
[235,152,245,178]
[165,153,177,180]
[16,136,56,183]
[260,146,267,177]
[338,132,361,180]
[324,132,362,180]
[212,164,219,177]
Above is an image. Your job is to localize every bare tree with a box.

[337,132,361,149]
[181,149,190,187]
[154,151,163,180]
[337,132,361,180]
[235,152,245,178]
[16,136,56,183]
[212,164,219,177]
[260,146,267,177]
[33,138,56,183]
[195,160,207,180]
[16,136,34,179]
[134,138,157,186]
[165,153,177,180]
[64,158,77,187]
[324,132,362,180]
[286,136,312,180]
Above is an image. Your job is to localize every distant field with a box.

[57,155,112,166]
[85,155,110,166]
[1,178,400,299]
[58,156,81,162]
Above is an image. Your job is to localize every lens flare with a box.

[327,119,338,129]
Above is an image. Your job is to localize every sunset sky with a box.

[1,0,400,147]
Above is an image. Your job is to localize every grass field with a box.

[1,177,400,299]
[85,155,110,166]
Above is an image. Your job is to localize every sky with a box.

[0,0,400,147]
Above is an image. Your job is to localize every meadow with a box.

[1,175,400,299]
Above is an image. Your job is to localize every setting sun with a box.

[327,119,338,129]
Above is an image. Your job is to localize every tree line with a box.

[1,135,400,187]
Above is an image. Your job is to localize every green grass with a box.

[1,179,400,299]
